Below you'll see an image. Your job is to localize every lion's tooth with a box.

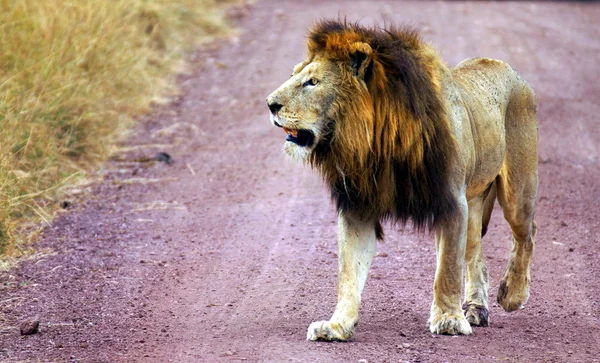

[282,127,298,137]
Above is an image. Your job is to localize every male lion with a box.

[266,20,538,340]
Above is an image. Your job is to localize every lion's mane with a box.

[307,20,458,238]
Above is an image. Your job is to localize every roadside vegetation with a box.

[0,0,238,259]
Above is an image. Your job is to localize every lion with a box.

[266,20,538,340]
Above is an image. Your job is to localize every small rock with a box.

[402,343,411,348]
[20,320,40,335]
[155,152,173,164]
[568,247,574,252]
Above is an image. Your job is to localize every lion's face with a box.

[266,56,342,161]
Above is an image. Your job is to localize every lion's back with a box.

[452,58,523,106]
[452,57,536,127]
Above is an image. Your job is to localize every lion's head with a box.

[266,29,376,163]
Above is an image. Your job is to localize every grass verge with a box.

[0,0,239,258]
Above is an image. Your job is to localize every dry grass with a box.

[0,0,238,255]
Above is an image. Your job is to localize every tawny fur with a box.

[267,19,538,340]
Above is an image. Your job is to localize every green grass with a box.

[0,0,238,257]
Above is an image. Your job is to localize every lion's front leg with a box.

[429,196,473,335]
[307,214,376,341]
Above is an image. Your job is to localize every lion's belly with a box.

[465,115,506,200]
[452,58,515,200]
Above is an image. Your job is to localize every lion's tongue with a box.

[283,127,298,138]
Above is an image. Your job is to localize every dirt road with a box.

[2,1,599,362]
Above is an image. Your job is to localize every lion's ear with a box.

[349,42,373,79]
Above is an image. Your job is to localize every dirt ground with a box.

[1,1,600,362]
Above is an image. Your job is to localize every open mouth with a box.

[283,127,315,147]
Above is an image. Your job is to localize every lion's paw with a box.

[497,275,529,312]
[462,303,489,327]
[428,313,473,335]
[306,320,354,341]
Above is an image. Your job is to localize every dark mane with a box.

[307,19,459,236]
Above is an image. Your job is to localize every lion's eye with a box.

[303,78,318,87]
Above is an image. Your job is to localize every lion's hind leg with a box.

[463,192,492,327]
[496,84,538,312]
[481,181,497,238]
[495,168,537,312]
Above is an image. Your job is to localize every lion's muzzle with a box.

[266,96,315,148]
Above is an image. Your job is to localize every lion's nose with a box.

[268,101,283,114]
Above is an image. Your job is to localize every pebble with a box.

[20,320,40,335]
